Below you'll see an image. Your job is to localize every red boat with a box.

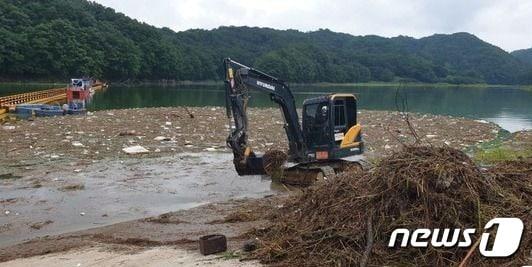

[66,78,93,114]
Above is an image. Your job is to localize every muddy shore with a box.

[0,196,284,264]
[0,107,513,264]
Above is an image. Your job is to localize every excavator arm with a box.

[223,58,306,175]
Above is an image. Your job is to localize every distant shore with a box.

[1,80,531,90]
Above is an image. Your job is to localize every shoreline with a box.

[1,80,531,89]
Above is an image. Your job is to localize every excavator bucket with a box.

[233,155,267,176]
[232,150,288,176]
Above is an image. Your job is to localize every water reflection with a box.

[3,84,530,132]
[86,85,531,132]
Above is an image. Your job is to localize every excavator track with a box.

[280,160,363,186]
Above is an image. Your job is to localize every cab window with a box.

[334,100,346,127]
[303,101,330,148]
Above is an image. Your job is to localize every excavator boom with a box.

[224,58,307,174]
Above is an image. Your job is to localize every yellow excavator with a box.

[224,58,364,184]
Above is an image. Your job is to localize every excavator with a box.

[224,58,364,184]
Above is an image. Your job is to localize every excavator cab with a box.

[302,94,363,161]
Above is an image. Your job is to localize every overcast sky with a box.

[93,0,531,52]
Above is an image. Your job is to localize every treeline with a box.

[511,48,532,84]
[1,0,531,84]
[512,48,532,65]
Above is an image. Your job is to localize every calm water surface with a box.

[3,84,531,132]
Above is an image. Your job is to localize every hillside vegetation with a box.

[512,48,532,66]
[1,0,531,84]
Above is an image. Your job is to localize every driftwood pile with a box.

[250,146,531,266]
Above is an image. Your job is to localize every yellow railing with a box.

[0,87,67,109]
[0,83,104,111]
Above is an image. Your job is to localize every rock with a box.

[426,134,438,139]
[243,239,258,252]
[122,145,149,154]
[2,126,15,130]
[165,121,172,126]
[204,147,217,152]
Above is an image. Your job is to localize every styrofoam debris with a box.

[72,141,84,147]
[122,145,149,154]
[154,136,170,141]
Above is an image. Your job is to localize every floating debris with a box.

[119,130,137,136]
[0,107,501,168]
[59,184,85,191]
[71,141,84,147]
[122,145,149,155]
[153,136,171,141]
[30,220,53,230]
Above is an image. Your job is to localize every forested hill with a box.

[1,0,531,84]
[512,48,532,66]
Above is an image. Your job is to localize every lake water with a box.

[3,84,531,132]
